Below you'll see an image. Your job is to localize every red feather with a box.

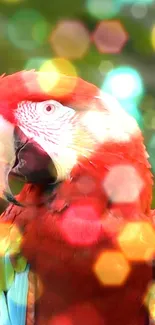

[0,71,101,124]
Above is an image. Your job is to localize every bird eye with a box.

[46,105,52,112]
[44,105,53,114]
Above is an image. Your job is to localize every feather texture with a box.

[7,264,29,325]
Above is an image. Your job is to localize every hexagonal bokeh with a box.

[86,0,121,20]
[50,20,90,59]
[103,164,144,204]
[93,250,130,286]
[118,221,155,261]
[59,203,101,246]
[92,20,128,54]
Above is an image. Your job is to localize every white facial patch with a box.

[81,92,140,143]
[15,100,79,180]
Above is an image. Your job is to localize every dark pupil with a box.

[46,105,52,112]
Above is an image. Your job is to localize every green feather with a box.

[13,255,27,273]
[0,255,14,292]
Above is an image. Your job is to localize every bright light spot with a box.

[50,58,77,77]
[7,9,49,50]
[0,223,22,256]
[111,75,137,99]
[144,282,155,321]
[93,250,130,286]
[37,58,77,94]
[103,165,143,203]
[92,20,128,54]
[102,66,144,103]
[131,4,148,19]
[86,0,121,19]
[118,222,155,261]
[39,59,57,73]
[50,20,90,59]
[59,203,101,246]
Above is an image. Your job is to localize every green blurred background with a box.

[0,0,155,210]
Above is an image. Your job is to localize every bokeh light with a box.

[99,60,114,75]
[39,57,77,76]
[7,9,49,50]
[144,281,155,321]
[50,20,90,59]
[75,176,96,195]
[119,0,154,4]
[59,203,102,246]
[35,57,77,96]
[92,20,128,54]
[120,101,143,127]
[93,250,130,286]
[131,3,148,19]
[51,303,103,325]
[118,221,155,261]
[86,0,121,20]
[102,66,144,105]
[0,223,22,256]
[103,165,143,203]
[151,25,155,51]
[24,57,49,71]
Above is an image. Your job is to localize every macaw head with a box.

[0,70,152,208]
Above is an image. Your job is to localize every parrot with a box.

[0,70,154,325]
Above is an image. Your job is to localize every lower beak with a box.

[12,127,57,184]
[0,161,22,206]
[0,124,57,206]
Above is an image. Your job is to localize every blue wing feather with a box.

[0,292,11,325]
[7,264,30,325]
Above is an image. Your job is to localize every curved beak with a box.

[0,117,22,205]
[0,118,57,206]
[12,126,57,184]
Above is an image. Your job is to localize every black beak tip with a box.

[3,191,24,207]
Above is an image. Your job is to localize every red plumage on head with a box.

[0,70,101,124]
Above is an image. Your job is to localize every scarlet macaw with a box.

[0,71,154,325]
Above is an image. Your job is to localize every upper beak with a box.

[0,118,23,206]
[0,121,57,206]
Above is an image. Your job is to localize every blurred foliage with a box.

[0,0,155,210]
